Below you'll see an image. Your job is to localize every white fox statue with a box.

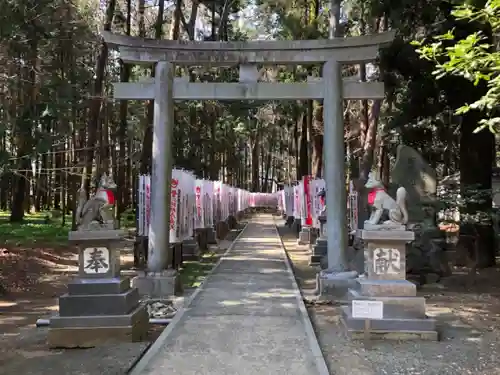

[364,172,409,226]
[76,173,117,231]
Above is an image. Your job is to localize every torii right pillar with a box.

[316,59,359,300]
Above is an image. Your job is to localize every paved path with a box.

[132,214,329,375]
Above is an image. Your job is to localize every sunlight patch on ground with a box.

[0,316,26,323]
[237,237,280,244]
[223,256,283,262]
[250,291,295,298]
[217,299,296,309]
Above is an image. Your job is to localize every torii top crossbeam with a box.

[101,31,395,66]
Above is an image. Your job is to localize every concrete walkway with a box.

[132,214,329,375]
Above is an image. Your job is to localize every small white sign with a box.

[352,300,383,320]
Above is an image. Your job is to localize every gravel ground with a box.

[276,220,500,375]
[310,304,500,375]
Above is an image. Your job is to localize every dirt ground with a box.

[0,223,245,374]
[276,222,500,375]
[0,245,77,333]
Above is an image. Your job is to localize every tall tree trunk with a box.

[84,0,116,193]
[11,36,39,222]
[298,111,309,178]
[117,0,132,217]
[251,135,260,192]
[460,114,495,268]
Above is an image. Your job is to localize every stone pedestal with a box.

[310,216,327,265]
[215,221,229,240]
[298,225,311,245]
[292,217,301,237]
[48,230,148,348]
[342,228,438,340]
[227,215,237,229]
[206,226,217,244]
[195,228,209,251]
[132,269,180,298]
[182,237,200,261]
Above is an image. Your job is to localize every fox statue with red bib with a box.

[76,173,117,231]
[365,172,408,228]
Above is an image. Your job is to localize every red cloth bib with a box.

[105,189,115,205]
[367,188,385,206]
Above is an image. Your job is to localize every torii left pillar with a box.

[132,61,180,297]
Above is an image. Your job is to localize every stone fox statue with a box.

[365,172,409,226]
[76,173,117,230]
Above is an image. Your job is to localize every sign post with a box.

[352,300,383,345]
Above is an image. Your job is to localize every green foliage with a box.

[413,0,500,132]
[0,211,70,245]
[120,208,136,228]
[179,252,219,288]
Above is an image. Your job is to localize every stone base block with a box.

[172,243,183,269]
[356,279,417,297]
[58,288,139,316]
[227,215,238,229]
[215,221,229,240]
[310,239,327,265]
[347,289,426,319]
[341,306,438,341]
[315,238,327,247]
[195,228,208,251]
[48,305,149,348]
[206,228,217,244]
[297,227,311,245]
[309,254,323,265]
[292,218,301,236]
[316,270,359,301]
[309,228,318,244]
[132,271,179,298]
[182,239,200,261]
[67,277,131,295]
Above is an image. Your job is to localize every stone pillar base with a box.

[316,270,359,302]
[182,238,200,261]
[132,270,180,298]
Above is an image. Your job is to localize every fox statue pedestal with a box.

[48,230,149,348]
[341,172,437,340]
[342,228,438,340]
[48,177,148,348]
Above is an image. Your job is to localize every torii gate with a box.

[101,30,395,282]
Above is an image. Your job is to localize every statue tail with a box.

[396,187,409,224]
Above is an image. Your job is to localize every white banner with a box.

[137,175,151,236]
[194,179,204,229]
[137,173,277,242]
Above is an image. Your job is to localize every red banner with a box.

[303,175,313,226]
